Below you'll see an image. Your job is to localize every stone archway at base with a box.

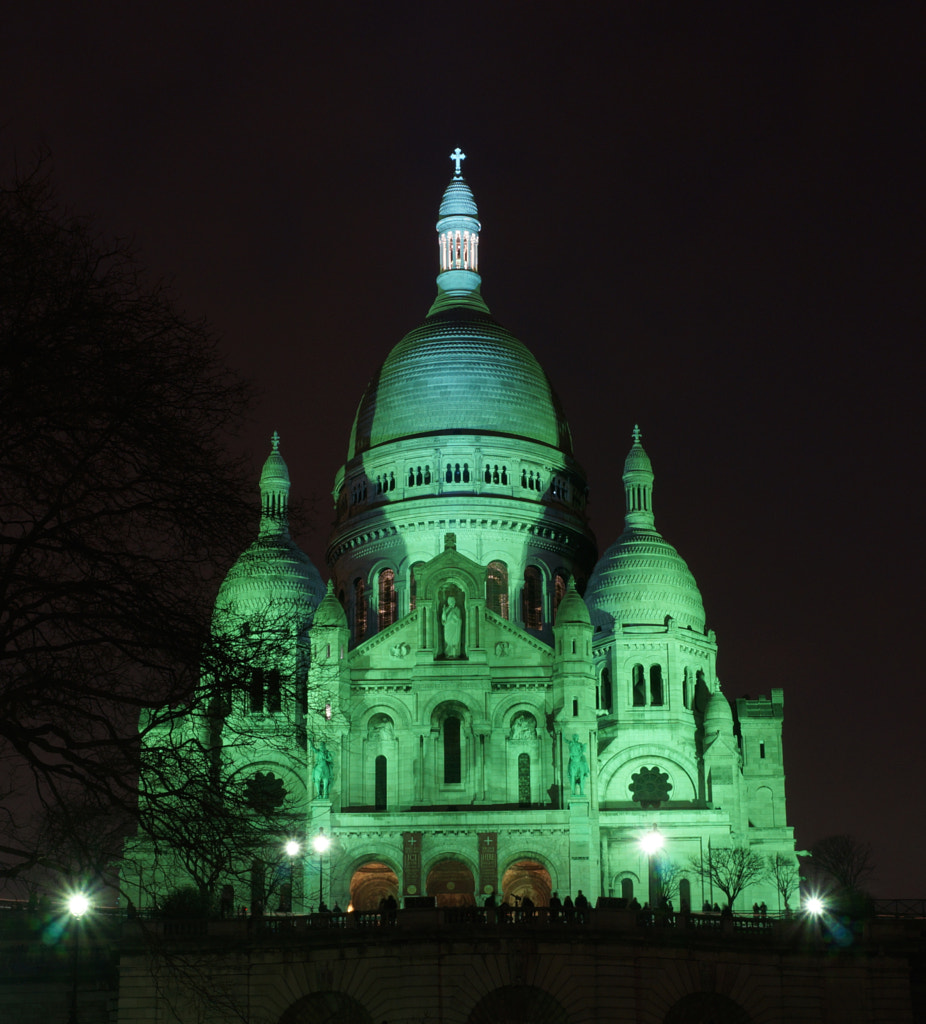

[662,992,753,1023]
[349,861,399,911]
[467,984,571,1024]
[426,857,475,907]
[278,991,373,1024]
[501,859,552,906]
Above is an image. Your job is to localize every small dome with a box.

[703,690,734,735]
[214,432,325,634]
[214,536,325,634]
[555,579,591,626]
[259,434,290,491]
[439,176,479,219]
[587,428,706,633]
[312,580,348,629]
[586,533,706,633]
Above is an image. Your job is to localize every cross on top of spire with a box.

[632,424,642,444]
[271,430,281,452]
[450,147,466,177]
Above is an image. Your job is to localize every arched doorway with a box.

[663,992,752,1023]
[501,859,552,906]
[467,984,571,1024]
[426,858,475,907]
[349,861,398,911]
[278,991,373,1024]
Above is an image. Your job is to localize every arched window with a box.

[378,568,396,629]
[600,667,612,712]
[650,664,664,705]
[249,668,264,713]
[443,716,461,784]
[374,755,387,811]
[621,877,634,901]
[632,664,646,706]
[523,565,543,630]
[462,463,470,483]
[553,571,567,615]
[486,560,509,619]
[518,752,531,806]
[266,669,281,713]
[354,578,367,642]
[409,561,425,612]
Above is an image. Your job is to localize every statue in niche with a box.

[440,593,464,659]
[567,734,590,797]
[510,712,537,741]
[308,736,334,800]
[368,713,395,741]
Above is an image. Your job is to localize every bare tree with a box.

[0,157,256,884]
[689,846,766,909]
[653,857,685,907]
[766,853,800,913]
[809,834,875,904]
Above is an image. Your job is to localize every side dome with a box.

[586,427,706,633]
[554,578,591,626]
[703,690,734,735]
[213,434,325,635]
[347,310,574,458]
[312,580,348,629]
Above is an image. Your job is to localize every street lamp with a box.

[312,828,331,911]
[804,895,825,916]
[67,891,91,1024]
[282,840,301,913]
[639,825,665,907]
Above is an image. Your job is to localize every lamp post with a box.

[67,892,90,1024]
[639,825,665,908]
[282,839,301,913]
[312,828,331,911]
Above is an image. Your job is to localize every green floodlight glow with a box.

[805,896,825,915]
[639,828,665,855]
[67,892,90,918]
[312,831,331,855]
[284,839,301,857]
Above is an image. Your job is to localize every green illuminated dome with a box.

[214,434,325,633]
[329,153,597,639]
[312,579,348,629]
[347,167,572,459]
[586,427,706,633]
[348,311,573,458]
[555,578,591,626]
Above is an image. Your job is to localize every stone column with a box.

[477,832,498,898]
[402,831,423,900]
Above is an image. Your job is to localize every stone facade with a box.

[125,155,796,924]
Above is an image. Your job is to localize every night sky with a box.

[4,3,924,897]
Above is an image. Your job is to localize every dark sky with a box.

[4,3,924,897]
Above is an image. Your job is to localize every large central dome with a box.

[347,308,573,458]
[328,154,597,637]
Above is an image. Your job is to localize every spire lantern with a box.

[428,148,487,315]
[259,431,291,538]
[622,424,655,531]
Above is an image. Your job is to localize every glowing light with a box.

[67,893,90,917]
[284,839,301,857]
[639,828,665,855]
[805,896,825,915]
[312,831,331,854]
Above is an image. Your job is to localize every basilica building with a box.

[129,154,795,918]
